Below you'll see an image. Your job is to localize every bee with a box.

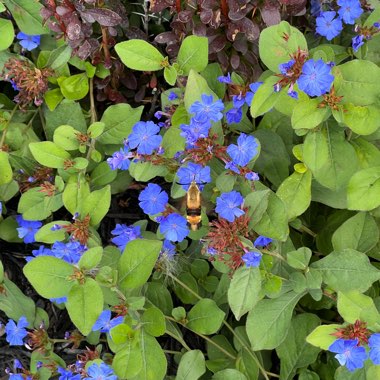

[185,180,202,231]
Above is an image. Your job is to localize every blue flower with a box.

[0,201,2,214]
[316,11,343,41]
[279,59,295,76]
[9,375,24,380]
[111,224,142,252]
[177,163,211,191]
[57,367,81,380]
[50,296,67,304]
[352,35,364,52]
[310,0,322,16]
[128,121,162,155]
[160,239,176,259]
[16,32,40,51]
[159,213,189,242]
[245,82,263,106]
[329,339,367,372]
[84,363,117,380]
[139,183,168,215]
[5,316,28,346]
[337,0,363,24]
[16,215,42,244]
[225,106,243,124]
[208,247,218,256]
[215,191,245,222]
[254,235,273,247]
[168,92,179,101]
[297,59,334,97]
[51,241,86,264]
[226,133,259,167]
[242,251,262,267]
[189,94,224,124]
[369,333,380,364]
[180,118,211,144]
[107,146,134,170]
[225,161,240,174]
[245,171,260,181]
[217,73,232,84]
[26,245,53,262]
[10,80,19,91]
[92,310,124,333]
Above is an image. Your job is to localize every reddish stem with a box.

[175,0,181,13]
[220,0,229,19]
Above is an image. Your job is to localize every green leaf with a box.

[78,247,103,270]
[132,330,167,380]
[212,369,247,380]
[277,170,312,220]
[90,162,117,187]
[144,282,173,315]
[303,127,358,191]
[0,278,36,323]
[333,60,380,106]
[259,21,308,73]
[81,185,111,225]
[59,73,89,101]
[246,291,305,350]
[253,129,289,187]
[337,291,380,330]
[0,216,22,243]
[23,256,74,298]
[98,103,143,144]
[0,151,12,185]
[177,36,208,75]
[53,125,80,150]
[176,350,206,380]
[306,324,341,350]
[184,70,218,111]
[129,161,168,182]
[141,307,166,337]
[113,339,143,379]
[29,141,71,168]
[34,221,69,244]
[118,239,162,289]
[66,278,103,335]
[201,63,226,99]
[245,190,289,241]
[276,314,321,380]
[115,40,165,71]
[174,272,199,304]
[332,212,379,253]
[187,299,225,335]
[250,76,280,117]
[347,166,380,210]
[46,44,73,70]
[164,65,177,85]
[350,138,380,169]
[18,187,63,221]
[291,98,330,130]
[44,99,87,140]
[44,88,64,111]
[276,313,320,380]
[227,267,261,321]
[0,19,14,51]
[287,247,312,271]
[310,249,380,292]
[3,0,48,34]
[62,176,90,216]
[343,103,380,135]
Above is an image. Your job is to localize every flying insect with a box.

[185,180,202,231]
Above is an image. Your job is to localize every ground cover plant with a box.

[1,0,380,379]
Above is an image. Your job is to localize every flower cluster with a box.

[351,23,380,52]
[26,241,87,264]
[316,0,363,41]
[111,223,142,252]
[3,58,53,108]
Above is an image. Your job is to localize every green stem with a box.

[163,349,183,355]
[168,273,273,379]
[299,225,317,238]
[164,329,191,351]
[165,316,236,360]
[0,104,18,149]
